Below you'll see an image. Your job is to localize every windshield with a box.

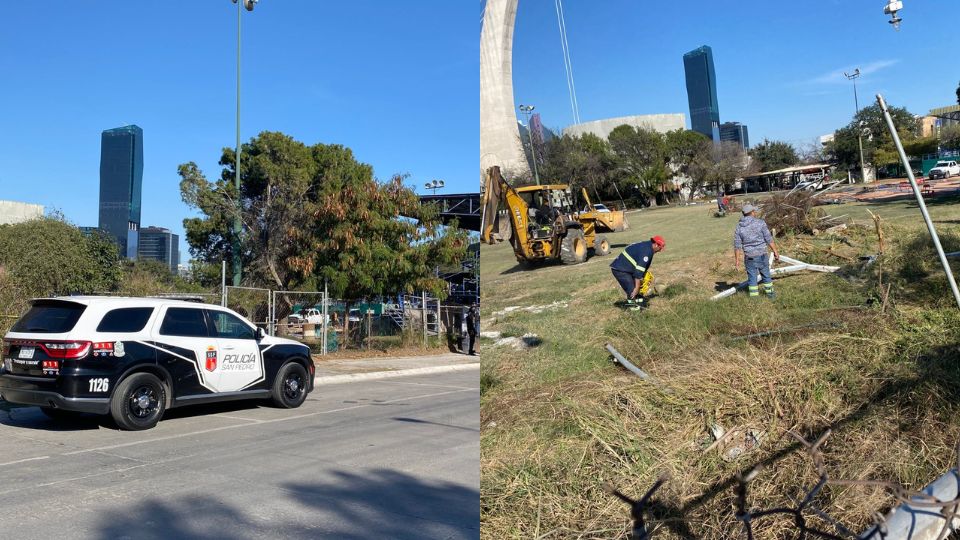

[936,162,950,167]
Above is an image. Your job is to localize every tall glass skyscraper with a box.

[98,125,143,259]
[683,46,720,141]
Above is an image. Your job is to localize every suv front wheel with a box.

[272,362,309,408]
[110,373,167,431]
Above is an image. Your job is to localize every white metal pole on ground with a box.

[877,94,960,309]
[221,261,227,307]
[322,281,328,355]
[422,291,427,348]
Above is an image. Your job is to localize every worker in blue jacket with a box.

[610,235,664,310]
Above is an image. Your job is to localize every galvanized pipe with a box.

[877,94,960,309]
[604,343,656,383]
[859,469,960,540]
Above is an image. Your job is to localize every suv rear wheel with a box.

[272,362,309,408]
[110,373,166,431]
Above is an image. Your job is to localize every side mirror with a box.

[256,327,266,340]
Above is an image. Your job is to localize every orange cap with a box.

[651,235,665,249]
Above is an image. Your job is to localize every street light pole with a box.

[424,179,445,195]
[844,68,868,184]
[518,104,540,185]
[231,0,258,286]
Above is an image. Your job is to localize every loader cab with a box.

[517,185,577,239]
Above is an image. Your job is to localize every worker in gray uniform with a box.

[733,204,779,298]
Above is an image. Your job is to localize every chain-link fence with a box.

[270,292,468,354]
[223,286,270,330]
[611,430,960,540]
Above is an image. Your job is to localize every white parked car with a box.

[928,161,960,179]
[592,203,612,213]
[300,308,329,325]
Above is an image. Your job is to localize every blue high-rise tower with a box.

[683,46,721,141]
[98,125,143,259]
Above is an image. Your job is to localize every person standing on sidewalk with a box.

[466,303,479,355]
[733,204,779,298]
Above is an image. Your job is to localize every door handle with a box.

[222,345,236,350]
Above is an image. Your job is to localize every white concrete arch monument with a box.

[480,0,531,180]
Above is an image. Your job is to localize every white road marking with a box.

[212,414,265,423]
[62,388,474,456]
[372,379,475,390]
[0,456,49,467]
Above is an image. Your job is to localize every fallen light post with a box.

[711,254,840,301]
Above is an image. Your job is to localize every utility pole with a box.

[844,68,868,184]
[231,0,259,286]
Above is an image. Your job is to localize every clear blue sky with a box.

[0,1,477,262]
[511,0,959,147]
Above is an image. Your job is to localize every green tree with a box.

[0,218,121,298]
[903,136,939,157]
[539,133,615,201]
[749,139,799,172]
[941,124,960,150]
[180,131,468,336]
[118,259,204,297]
[826,103,919,171]
[689,141,757,195]
[608,125,669,204]
[664,130,711,178]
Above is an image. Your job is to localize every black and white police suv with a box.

[0,297,315,430]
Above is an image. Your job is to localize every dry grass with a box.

[482,307,960,539]
[481,200,960,539]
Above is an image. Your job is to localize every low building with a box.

[819,133,835,146]
[930,105,960,127]
[562,113,686,140]
[0,200,44,225]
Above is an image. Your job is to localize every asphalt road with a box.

[0,369,479,540]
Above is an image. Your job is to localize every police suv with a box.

[0,297,315,430]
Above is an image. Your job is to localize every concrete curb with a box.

[313,363,480,385]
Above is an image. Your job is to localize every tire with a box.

[593,235,611,256]
[272,362,309,409]
[559,229,587,265]
[110,373,166,431]
[40,407,81,421]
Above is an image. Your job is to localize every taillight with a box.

[1,340,9,357]
[41,341,91,359]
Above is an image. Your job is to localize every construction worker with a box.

[610,235,664,310]
[734,204,779,298]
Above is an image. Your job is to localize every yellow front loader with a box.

[579,188,628,233]
[480,166,610,266]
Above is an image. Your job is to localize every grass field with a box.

[480,197,960,539]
